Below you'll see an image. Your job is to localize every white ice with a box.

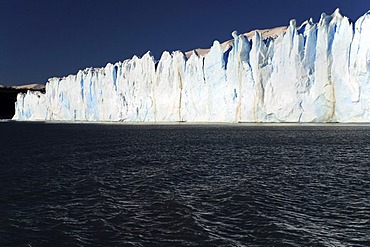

[13,9,370,123]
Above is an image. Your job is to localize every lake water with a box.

[0,122,369,246]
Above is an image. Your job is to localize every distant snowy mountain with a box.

[184,26,288,59]
[12,84,45,90]
[13,9,370,122]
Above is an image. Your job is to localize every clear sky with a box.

[1,0,370,86]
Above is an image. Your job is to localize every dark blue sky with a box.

[1,0,370,86]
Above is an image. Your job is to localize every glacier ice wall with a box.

[13,9,370,122]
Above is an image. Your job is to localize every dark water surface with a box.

[0,122,369,246]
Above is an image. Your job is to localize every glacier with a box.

[13,9,370,123]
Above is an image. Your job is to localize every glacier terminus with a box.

[13,9,370,123]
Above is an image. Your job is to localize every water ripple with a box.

[0,123,370,246]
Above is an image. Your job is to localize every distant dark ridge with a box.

[0,87,45,119]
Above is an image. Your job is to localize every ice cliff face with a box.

[13,9,370,122]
